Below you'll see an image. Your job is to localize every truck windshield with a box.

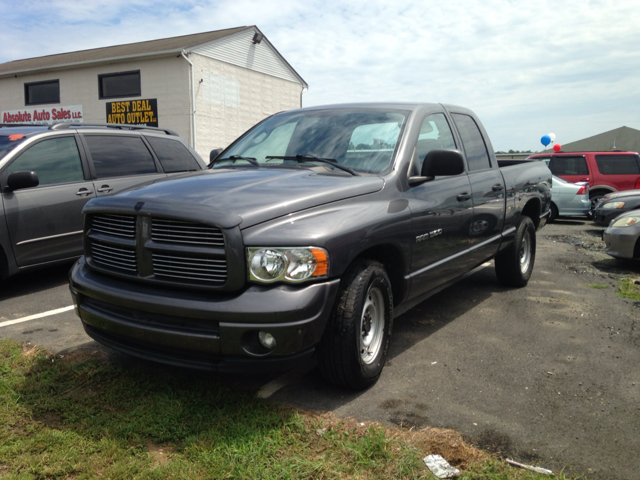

[221,108,408,174]
[0,134,28,159]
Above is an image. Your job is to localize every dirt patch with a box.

[145,443,175,468]
[307,411,487,471]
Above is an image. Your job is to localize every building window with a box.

[98,70,141,99]
[24,80,60,105]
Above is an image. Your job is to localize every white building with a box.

[0,26,307,159]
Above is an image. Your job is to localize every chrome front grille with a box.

[90,242,137,273]
[152,253,227,285]
[86,214,228,289]
[91,214,136,238]
[152,218,224,247]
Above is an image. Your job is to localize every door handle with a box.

[97,185,113,193]
[75,188,93,197]
[456,192,472,202]
[492,184,504,192]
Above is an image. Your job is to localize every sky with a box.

[1,0,639,152]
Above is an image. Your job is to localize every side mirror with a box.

[209,148,223,163]
[7,171,39,191]
[422,149,465,177]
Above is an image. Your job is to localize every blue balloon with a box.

[541,135,551,146]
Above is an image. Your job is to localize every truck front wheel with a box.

[317,260,393,390]
[495,215,536,288]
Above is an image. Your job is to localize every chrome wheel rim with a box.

[360,286,385,364]
[520,230,532,273]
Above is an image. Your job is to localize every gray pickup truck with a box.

[69,103,551,390]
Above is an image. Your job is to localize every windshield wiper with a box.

[265,154,359,176]
[209,155,259,167]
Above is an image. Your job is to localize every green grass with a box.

[0,339,578,479]
[586,283,609,289]
[617,278,640,301]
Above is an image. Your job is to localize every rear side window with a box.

[548,156,589,175]
[451,113,491,171]
[145,136,201,173]
[84,135,157,178]
[594,155,640,175]
[7,137,84,186]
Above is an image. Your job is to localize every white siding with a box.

[191,54,302,159]
[0,56,192,141]
[192,28,303,85]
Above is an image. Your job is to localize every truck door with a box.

[1,135,95,266]
[406,112,474,297]
[450,113,505,264]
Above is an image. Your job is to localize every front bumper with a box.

[69,258,340,373]
[593,208,625,226]
[603,227,640,259]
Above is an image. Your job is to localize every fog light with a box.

[258,331,276,350]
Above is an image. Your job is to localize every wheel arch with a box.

[348,243,407,307]
[521,198,542,229]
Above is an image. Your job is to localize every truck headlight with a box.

[247,247,329,283]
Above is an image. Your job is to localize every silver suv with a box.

[0,123,206,279]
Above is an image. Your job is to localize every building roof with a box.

[0,26,306,86]
[544,126,640,153]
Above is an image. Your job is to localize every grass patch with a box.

[617,278,640,301]
[586,283,609,289]
[0,339,577,479]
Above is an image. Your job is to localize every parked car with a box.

[603,210,640,259]
[548,175,590,221]
[69,102,551,390]
[593,189,640,226]
[0,123,206,280]
[527,151,640,210]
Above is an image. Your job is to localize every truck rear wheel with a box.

[317,260,393,390]
[495,215,536,288]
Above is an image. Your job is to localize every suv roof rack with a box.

[49,122,178,136]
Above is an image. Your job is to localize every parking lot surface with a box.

[1,219,639,479]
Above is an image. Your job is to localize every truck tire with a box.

[495,215,536,288]
[317,260,393,390]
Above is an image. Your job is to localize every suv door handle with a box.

[456,192,472,202]
[492,183,504,192]
[75,188,93,197]
[97,185,113,193]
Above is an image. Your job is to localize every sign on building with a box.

[106,99,158,127]
[2,105,83,124]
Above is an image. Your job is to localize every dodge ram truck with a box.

[69,103,552,390]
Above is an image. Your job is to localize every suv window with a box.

[548,156,589,175]
[451,113,491,171]
[84,135,157,178]
[7,136,84,186]
[594,154,640,175]
[145,136,201,173]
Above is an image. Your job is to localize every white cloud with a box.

[1,0,639,151]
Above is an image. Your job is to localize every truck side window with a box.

[7,136,84,186]
[84,135,157,178]
[416,113,457,169]
[451,113,491,172]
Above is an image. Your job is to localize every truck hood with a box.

[84,167,385,229]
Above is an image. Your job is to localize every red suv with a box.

[528,151,640,210]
